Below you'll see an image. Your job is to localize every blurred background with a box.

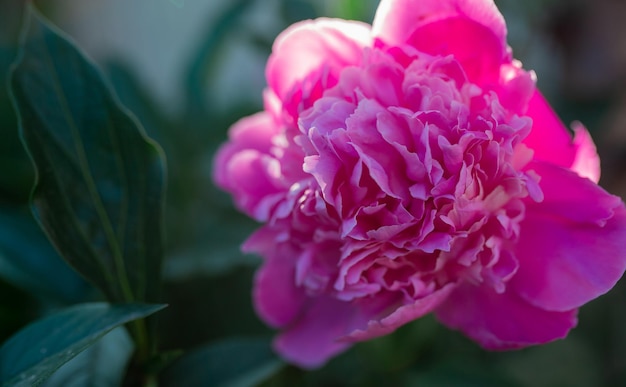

[1,0,625,385]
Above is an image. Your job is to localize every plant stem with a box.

[123,318,160,387]
[130,318,151,362]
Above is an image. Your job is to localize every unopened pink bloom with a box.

[213,0,626,368]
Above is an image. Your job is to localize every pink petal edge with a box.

[523,90,602,179]
[570,122,601,183]
[212,112,277,190]
[343,283,456,342]
[372,0,507,85]
[252,244,307,328]
[435,283,578,349]
[511,162,626,312]
[272,297,356,369]
[266,18,372,102]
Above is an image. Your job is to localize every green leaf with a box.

[0,206,89,304]
[0,303,165,387]
[104,61,169,143]
[0,279,37,344]
[41,327,133,387]
[0,0,32,202]
[9,6,166,304]
[160,337,283,387]
[0,1,24,81]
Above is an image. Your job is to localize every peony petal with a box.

[344,283,455,341]
[497,61,536,115]
[211,0,626,369]
[212,112,288,220]
[252,243,307,328]
[435,283,578,349]
[212,112,278,190]
[218,150,285,221]
[525,161,621,224]
[266,18,371,104]
[273,297,356,369]
[523,91,602,181]
[524,91,572,167]
[570,122,601,183]
[511,163,626,312]
[372,0,507,85]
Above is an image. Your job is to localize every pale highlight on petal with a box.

[267,18,372,103]
[373,0,507,84]
[373,0,506,49]
[570,122,601,183]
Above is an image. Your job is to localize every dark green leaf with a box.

[161,337,283,387]
[0,205,89,304]
[104,61,169,143]
[42,327,132,387]
[0,1,24,82]
[9,6,166,304]
[0,303,165,387]
[0,279,37,344]
[0,0,32,202]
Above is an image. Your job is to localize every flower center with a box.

[283,48,541,302]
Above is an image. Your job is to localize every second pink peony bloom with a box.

[213,0,626,368]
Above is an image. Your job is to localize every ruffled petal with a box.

[273,290,424,368]
[435,283,578,349]
[213,112,277,189]
[524,91,573,166]
[254,263,305,328]
[372,0,507,85]
[525,161,620,224]
[511,162,626,312]
[524,91,600,183]
[344,283,455,341]
[266,18,371,104]
[497,61,536,115]
[273,297,356,369]
[212,113,287,221]
[248,229,307,328]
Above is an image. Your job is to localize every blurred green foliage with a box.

[0,0,624,385]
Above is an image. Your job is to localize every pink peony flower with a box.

[213,0,626,369]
